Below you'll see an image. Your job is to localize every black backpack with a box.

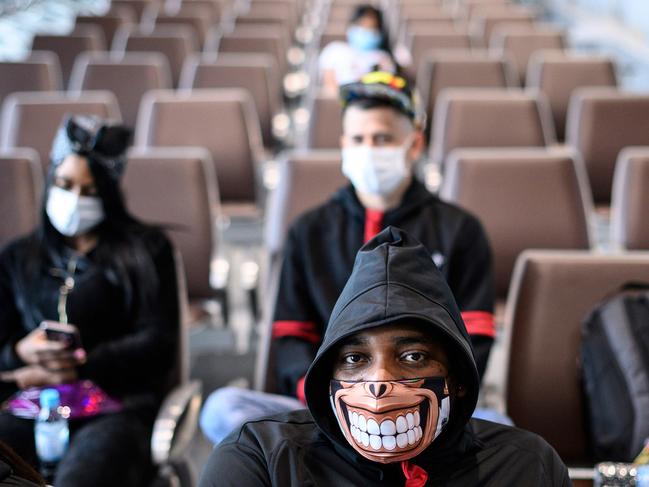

[581,283,649,462]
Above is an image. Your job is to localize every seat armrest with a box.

[151,380,202,465]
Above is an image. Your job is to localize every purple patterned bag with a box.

[2,380,123,420]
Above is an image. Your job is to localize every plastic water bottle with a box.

[34,389,69,482]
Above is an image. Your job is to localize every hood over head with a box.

[305,226,479,462]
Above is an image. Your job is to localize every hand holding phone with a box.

[40,321,82,350]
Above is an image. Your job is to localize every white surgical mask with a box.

[342,140,411,197]
[46,186,105,237]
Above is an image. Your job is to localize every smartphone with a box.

[40,321,82,350]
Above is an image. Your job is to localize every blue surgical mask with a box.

[347,26,382,51]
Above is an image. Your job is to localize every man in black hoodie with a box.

[199,227,570,486]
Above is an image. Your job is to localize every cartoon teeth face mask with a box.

[330,377,450,463]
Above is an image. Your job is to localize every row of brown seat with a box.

[30,19,289,88]
[0,89,264,217]
[0,50,282,147]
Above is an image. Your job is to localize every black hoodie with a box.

[199,228,570,487]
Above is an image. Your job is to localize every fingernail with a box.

[74,349,86,360]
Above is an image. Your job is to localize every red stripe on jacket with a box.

[461,311,496,338]
[272,320,321,344]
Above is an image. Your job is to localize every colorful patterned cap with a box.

[339,71,416,121]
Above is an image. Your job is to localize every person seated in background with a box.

[319,5,398,92]
[0,115,179,487]
[199,227,570,486]
[200,72,497,444]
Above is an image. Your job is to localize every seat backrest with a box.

[218,25,288,76]
[150,3,214,46]
[470,8,536,47]
[122,146,219,300]
[0,91,121,172]
[566,87,649,205]
[610,147,649,250]
[112,25,198,86]
[31,25,106,87]
[416,50,517,136]
[526,51,617,141]
[505,250,649,464]
[319,24,347,48]
[489,25,565,84]
[407,28,472,79]
[75,5,137,47]
[0,51,63,107]
[305,90,343,149]
[0,148,43,249]
[135,88,263,204]
[69,51,172,127]
[111,0,160,22]
[440,147,593,298]
[431,88,556,166]
[264,149,345,255]
[179,52,280,148]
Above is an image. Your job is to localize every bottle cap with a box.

[40,388,60,409]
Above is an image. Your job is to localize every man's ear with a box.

[407,130,425,162]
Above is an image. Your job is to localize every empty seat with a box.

[304,90,343,149]
[610,147,649,250]
[217,25,288,77]
[264,150,346,256]
[146,4,213,46]
[490,25,565,84]
[0,148,43,249]
[406,28,472,80]
[431,88,556,167]
[135,89,264,216]
[255,149,346,392]
[240,1,298,33]
[505,250,649,465]
[0,91,121,171]
[318,24,347,49]
[0,51,63,106]
[111,0,160,22]
[470,8,536,46]
[75,5,137,47]
[69,51,172,127]
[123,146,220,303]
[527,51,617,141]
[31,25,106,87]
[180,53,280,148]
[112,25,198,86]
[440,147,593,298]
[416,50,517,137]
[565,87,649,205]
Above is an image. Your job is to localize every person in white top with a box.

[319,5,397,92]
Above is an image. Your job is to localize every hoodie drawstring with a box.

[401,460,428,487]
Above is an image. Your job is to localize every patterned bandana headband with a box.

[330,377,450,463]
[49,115,132,180]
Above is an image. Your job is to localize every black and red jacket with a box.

[273,181,495,399]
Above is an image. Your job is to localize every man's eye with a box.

[402,352,426,363]
[344,353,364,364]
